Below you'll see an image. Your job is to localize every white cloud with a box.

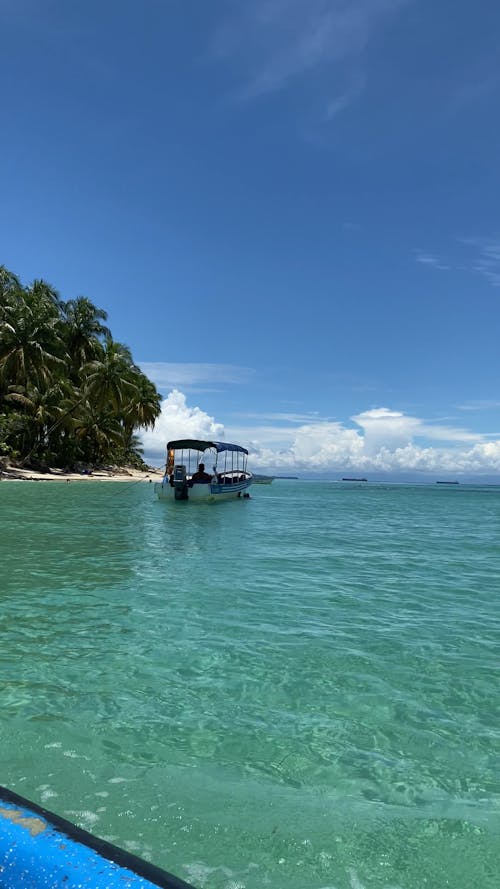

[414,238,500,287]
[140,392,500,477]
[458,399,500,411]
[353,407,481,445]
[212,0,407,114]
[462,237,500,287]
[139,362,254,391]
[352,407,420,453]
[414,250,450,271]
[324,74,365,120]
[140,390,223,463]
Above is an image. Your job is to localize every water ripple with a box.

[1,480,499,887]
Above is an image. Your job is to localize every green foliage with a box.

[0,264,162,469]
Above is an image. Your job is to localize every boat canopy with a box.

[167,439,248,455]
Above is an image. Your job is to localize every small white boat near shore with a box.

[155,439,252,503]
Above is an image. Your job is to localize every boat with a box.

[0,785,194,889]
[342,477,367,482]
[252,474,275,485]
[155,439,252,502]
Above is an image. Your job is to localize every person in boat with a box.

[190,463,212,484]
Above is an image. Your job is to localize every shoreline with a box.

[0,465,164,483]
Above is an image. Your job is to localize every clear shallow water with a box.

[1,479,499,888]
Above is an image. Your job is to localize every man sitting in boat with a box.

[190,463,212,484]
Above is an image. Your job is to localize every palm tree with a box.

[61,296,111,373]
[81,337,138,413]
[123,371,161,431]
[0,279,66,390]
[3,383,67,459]
[28,279,64,311]
[0,267,23,397]
[119,370,161,460]
[123,431,147,468]
[0,266,21,313]
[74,402,124,464]
[0,265,163,471]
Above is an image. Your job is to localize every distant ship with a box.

[342,477,367,482]
[436,480,459,485]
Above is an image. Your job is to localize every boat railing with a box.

[216,471,250,484]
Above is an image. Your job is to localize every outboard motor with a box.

[173,464,189,500]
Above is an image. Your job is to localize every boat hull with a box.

[155,476,252,502]
[0,785,193,889]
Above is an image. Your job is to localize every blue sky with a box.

[2,0,500,477]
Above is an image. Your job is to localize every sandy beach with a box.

[0,465,164,483]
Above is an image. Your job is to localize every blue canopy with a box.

[167,439,248,455]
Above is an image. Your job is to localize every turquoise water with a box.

[1,480,499,888]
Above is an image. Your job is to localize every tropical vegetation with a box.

[0,265,161,470]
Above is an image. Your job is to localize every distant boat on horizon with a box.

[342,477,368,482]
[436,480,459,485]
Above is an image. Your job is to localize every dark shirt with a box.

[191,471,212,484]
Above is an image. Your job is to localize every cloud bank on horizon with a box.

[140,391,500,478]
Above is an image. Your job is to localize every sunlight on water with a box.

[1,480,500,887]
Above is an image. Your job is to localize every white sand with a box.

[0,465,164,483]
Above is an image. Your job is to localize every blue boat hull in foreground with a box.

[0,786,194,889]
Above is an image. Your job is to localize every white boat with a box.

[252,474,275,485]
[155,439,252,502]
